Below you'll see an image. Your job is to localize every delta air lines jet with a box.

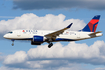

[3,15,103,48]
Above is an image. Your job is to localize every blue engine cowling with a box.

[33,36,44,42]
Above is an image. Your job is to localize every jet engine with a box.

[31,36,46,45]
[33,36,44,42]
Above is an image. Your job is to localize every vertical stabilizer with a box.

[82,15,100,32]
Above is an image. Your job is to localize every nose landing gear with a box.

[11,39,15,46]
[12,42,14,46]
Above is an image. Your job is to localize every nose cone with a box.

[3,34,8,39]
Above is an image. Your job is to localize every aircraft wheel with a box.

[11,39,14,46]
[12,43,14,46]
[48,43,53,48]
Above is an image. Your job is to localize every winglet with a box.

[66,23,73,28]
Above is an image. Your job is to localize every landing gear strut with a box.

[48,42,53,48]
[11,39,15,46]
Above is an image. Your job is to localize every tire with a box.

[48,43,53,48]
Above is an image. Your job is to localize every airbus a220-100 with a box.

[3,15,103,48]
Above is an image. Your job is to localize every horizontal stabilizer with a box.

[89,31,102,36]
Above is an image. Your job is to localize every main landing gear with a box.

[48,42,53,48]
[11,39,15,46]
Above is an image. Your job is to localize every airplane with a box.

[3,15,103,48]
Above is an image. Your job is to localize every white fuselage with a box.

[3,30,103,42]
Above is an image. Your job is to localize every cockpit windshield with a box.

[8,32,13,34]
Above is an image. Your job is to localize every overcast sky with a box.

[0,0,105,70]
[13,0,105,10]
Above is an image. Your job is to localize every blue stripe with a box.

[13,38,76,42]
[12,38,33,40]
[92,15,100,19]
[12,38,76,41]
[55,38,76,41]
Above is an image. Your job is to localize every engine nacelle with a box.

[31,41,42,45]
[33,36,44,42]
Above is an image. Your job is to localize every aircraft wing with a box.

[45,23,73,40]
[89,31,102,36]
